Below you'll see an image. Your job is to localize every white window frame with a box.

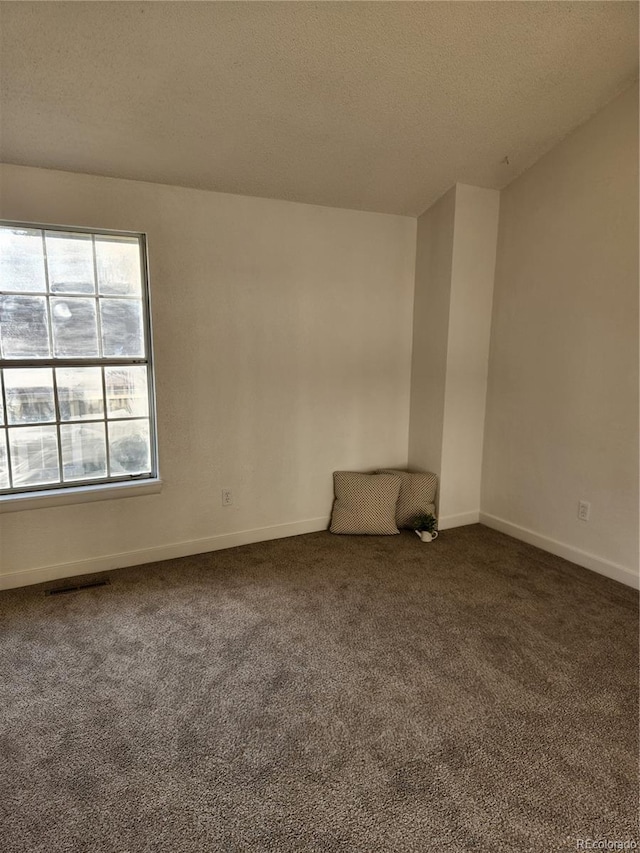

[0,220,161,511]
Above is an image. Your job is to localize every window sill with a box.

[0,478,163,513]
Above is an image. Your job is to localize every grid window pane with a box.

[0,295,50,358]
[56,367,104,421]
[61,422,107,481]
[0,223,155,495]
[0,430,9,489]
[51,297,99,357]
[96,237,142,296]
[4,368,55,425]
[100,298,144,357]
[9,425,60,486]
[108,419,151,475]
[46,231,95,294]
[105,366,148,419]
[0,228,46,293]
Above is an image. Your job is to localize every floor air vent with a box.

[45,578,111,596]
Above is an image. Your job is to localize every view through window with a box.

[0,223,157,495]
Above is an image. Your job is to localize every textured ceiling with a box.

[0,1,638,216]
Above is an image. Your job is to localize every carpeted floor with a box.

[0,524,637,853]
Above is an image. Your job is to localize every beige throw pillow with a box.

[376,469,438,529]
[330,472,402,535]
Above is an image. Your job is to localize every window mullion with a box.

[0,358,147,369]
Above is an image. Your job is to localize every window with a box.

[0,222,158,499]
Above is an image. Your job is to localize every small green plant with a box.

[411,513,438,534]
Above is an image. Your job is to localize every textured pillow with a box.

[330,472,402,535]
[376,469,438,529]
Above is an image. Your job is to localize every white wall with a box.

[0,165,416,588]
[408,184,499,529]
[2,84,637,591]
[439,185,499,524]
[407,186,455,480]
[481,83,639,586]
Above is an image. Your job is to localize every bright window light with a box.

[0,223,158,496]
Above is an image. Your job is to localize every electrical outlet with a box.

[221,489,233,507]
[578,500,590,522]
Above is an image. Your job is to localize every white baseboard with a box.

[5,511,636,593]
[0,516,330,592]
[438,510,480,530]
[479,512,639,590]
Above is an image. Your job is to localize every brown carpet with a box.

[0,525,637,852]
